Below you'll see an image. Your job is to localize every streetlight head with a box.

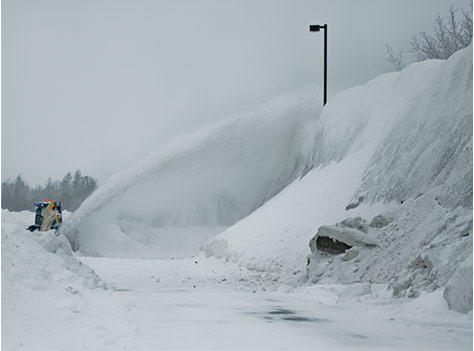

[309,24,321,32]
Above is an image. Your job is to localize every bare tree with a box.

[461,1,473,45]
[386,1,472,71]
[385,44,406,71]
[410,5,472,60]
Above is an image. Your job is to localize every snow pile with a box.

[2,210,103,291]
[2,209,106,347]
[2,210,107,348]
[203,45,472,306]
[64,95,317,257]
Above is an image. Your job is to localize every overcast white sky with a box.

[2,0,470,185]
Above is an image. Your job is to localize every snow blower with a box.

[27,200,63,234]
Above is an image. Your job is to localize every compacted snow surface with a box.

[76,256,473,351]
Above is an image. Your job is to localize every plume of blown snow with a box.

[64,94,318,257]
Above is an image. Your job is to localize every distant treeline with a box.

[2,170,97,212]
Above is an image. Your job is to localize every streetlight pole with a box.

[309,24,327,106]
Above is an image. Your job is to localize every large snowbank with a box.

[64,95,317,257]
[203,45,472,303]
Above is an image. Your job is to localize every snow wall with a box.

[203,45,472,299]
[64,95,318,257]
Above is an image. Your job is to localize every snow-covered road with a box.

[74,256,472,351]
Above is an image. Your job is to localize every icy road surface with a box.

[75,256,471,351]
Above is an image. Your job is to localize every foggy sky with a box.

[2,0,470,185]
